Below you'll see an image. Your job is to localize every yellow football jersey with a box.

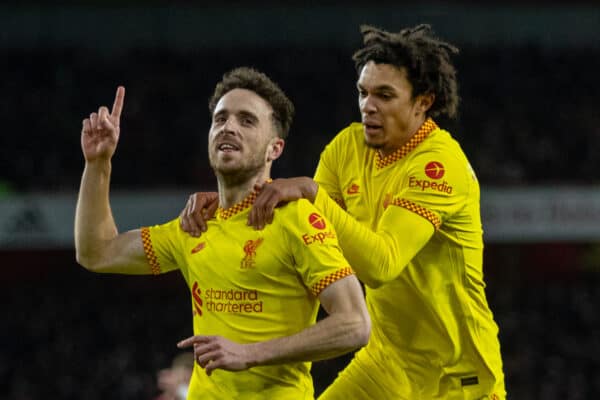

[314,119,505,399]
[142,195,353,399]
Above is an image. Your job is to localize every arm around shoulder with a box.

[313,186,435,287]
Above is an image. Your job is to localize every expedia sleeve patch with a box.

[301,212,338,245]
[407,160,454,195]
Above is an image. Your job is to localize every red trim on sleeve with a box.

[392,199,441,230]
[311,267,354,297]
[141,227,161,275]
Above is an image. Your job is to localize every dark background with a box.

[2,1,600,399]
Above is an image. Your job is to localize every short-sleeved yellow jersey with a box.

[314,119,505,399]
[141,195,353,399]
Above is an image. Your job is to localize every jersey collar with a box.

[215,179,272,220]
[216,191,257,220]
[375,118,439,169]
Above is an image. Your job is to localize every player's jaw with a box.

[362,117,386,149]
[209,134,242,172]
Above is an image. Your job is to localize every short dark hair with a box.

[353,24,460,119]
[208,67,295,139]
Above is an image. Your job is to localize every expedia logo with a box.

[309,213,326,230]
[302,231,337,245]
[425,161,445,179]
[409,176,453,194]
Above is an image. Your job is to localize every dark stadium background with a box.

[2,1,600,398]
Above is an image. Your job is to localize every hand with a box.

[248,177,318,230]
[177,335,254,376]
[81,86,125,162]
[179,192,219,237]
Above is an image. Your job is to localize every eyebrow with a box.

[213,109,259,121]
[357,83,397,92]
[237,110,258,121]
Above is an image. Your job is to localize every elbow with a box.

[355,320,371,349]
[75,253,94,272]
[358,311,372,347]
[75,250,103,273]
[357,259,408,289]
[348,310,371,349]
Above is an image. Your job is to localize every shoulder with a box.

[404,129,477,197]
[146,217,183,236]
[411,128,471,170]
[275,199,331,232]
[276,198,320,219]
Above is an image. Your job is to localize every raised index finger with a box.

[111,86,126,120]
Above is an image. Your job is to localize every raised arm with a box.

[177,274,370,375]
[75,86,149,274]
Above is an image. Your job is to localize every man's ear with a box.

[267,137,285,162]
[416,92,435,115]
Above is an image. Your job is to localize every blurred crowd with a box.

[3,246,600,399]
[2,43,599,194]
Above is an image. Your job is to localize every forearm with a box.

[74,160,118,268]
[248,310,369,366]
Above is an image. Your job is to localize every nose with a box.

[221,117,237,135]
[360,94,377,114]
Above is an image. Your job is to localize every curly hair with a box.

[352,24,460,119]
[209,67,295,139]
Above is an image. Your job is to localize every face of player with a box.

[208,88,283,184]
[357,61,433,157]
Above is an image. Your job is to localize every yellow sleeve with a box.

[281,200,354,297]
[140,218,183,275]
[314,188,434,288]
[313,144,474,287]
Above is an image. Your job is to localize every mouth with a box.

[363,122,383,135]
[216,142,241,153]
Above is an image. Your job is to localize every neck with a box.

[216,168,271,209]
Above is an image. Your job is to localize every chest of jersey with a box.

[182,217,299,292]
[339,149,411,229]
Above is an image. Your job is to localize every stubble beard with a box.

[364,139,385,150]
[211,154,265,188]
